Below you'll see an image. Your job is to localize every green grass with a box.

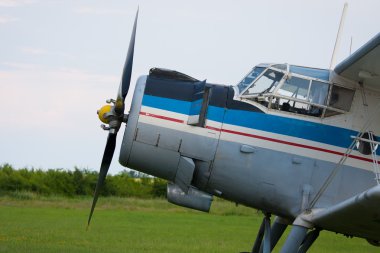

[0,194,378,253]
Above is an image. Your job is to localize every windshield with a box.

[237,67,265,93]
[243,69,284,96]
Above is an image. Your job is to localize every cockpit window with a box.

[243,69,284,96]
[237,63,355,118]
[309,80,329,105]
[277,78,330,105]
[275,77,330,116]
[325,85,355,117]
[328,85,355,111]
[278,76,309,100]
[289,65,330,81]
[237,67,265,93]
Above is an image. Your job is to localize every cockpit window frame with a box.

[240,66,288,98]
[240,67,286,97]
[238,67,267,95]
[236,63,354,119]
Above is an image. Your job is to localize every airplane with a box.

[87,6,380,253]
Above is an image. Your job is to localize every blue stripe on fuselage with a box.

[221,108,356,148]
[142,94,202,116]
[141,94,363,150]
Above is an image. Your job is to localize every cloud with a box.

[1,61,40,70]
[0,61,127,172]
[74,6,129,15]
[21,47,47,55]
[20,47,74,58]
[0,15,18,24]
[0,0,37,7]
[0,62,119,130]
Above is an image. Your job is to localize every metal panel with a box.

[135,125,159,146]
[174,156,195,193]
[179,131,219,161]
[209,138,376,218]
[134,122,182,151]
[128,141,180,181]
[192,160,212,191]
[157,131,182,151]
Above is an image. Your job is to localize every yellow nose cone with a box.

[97,105,112,124]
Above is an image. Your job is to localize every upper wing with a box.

[307,185,380,241]
[334,33,380,90]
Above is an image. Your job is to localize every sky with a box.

[0,0,379,174]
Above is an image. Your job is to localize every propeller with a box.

[87,9,139,229]
[116,8,139,114]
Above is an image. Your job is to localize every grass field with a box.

[0,192,377,253]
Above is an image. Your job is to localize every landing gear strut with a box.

[279,226,320,253]
[249,216,288,253]
[279,225,308,253]
[243,216,320,253]
[298,229,320,253]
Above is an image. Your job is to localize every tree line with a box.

[0,164,166,198]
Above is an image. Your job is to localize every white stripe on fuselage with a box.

[138,106,374,172]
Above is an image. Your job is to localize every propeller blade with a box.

[116,9,139,110]
[87,132,117,228]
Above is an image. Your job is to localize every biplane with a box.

[88,7,380,253]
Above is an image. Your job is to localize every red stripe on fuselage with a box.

[215,127,373,163]
[139,111,184,123]
[140,111,375,163]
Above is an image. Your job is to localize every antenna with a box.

[329,3,348,70]
[349,36,353,55]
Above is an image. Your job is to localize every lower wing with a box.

[308,185,380,241]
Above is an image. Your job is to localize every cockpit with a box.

[236,63,355,118]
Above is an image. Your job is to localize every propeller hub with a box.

[97,105,112,124]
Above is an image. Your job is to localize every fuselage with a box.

[119,65,379,222]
